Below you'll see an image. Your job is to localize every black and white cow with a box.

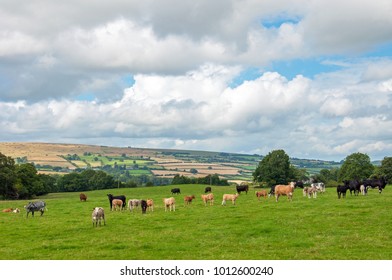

[362,177,387,194]
[24,201,46,217]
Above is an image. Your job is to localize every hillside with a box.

[0,142,341,182]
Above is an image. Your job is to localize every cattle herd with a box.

[1,177,388,227]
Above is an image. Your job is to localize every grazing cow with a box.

[236,184,249,194]
[107,194,126,210]
[337,184,349,199]
[163,197,176,212]
[111,199,123,211]
[221,193,240,206]
[2,208,13,213]
[146,199,154,212]
[24,201,46,217]
[296,181,304,188]
[307,186,318,198]
[303,187,309,197]
[274,182,296,202]
[311,182,326,193]
[201,193,214,206]
[92,207,105,227]
[362,177,387,194]
[184,195,196,205]
[141,200,148,214]
[204,186,212,193]
[344,180,361,196]
[171,188,181,195]
[12,208,20,213]
[80,193,87,202]
[255,190,268,201]
[128,199,142,211]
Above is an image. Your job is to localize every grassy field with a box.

[1,184,392,260]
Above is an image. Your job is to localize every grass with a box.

[1,184,392,260]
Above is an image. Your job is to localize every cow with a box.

[2,208,13,213]
[171,188,181,195]
[12,208,20,213]
[337,184,349,199]
[204,186,212,193]
[236,184,249,194]
[24,201,46,217]
[128,199,142,211]
[221,193,239,206]
[360,185,366,195]
[80,193,87,202]
[92,207,105,227]
[311,182,326,193]
[201,193,214,206]
[111,199,123,211]
[255,190,268,201]
[344,180,361,196]
[184,195,196,205]
[146,199,154,212]
[307,186,318,198]
[164,197,176,212]
[274,182,296,202]
[107,194,126,210]
[362,177,387,194]
[295,181,304,188]
[141,200,148,214]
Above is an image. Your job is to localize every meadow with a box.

[1,184,392,260]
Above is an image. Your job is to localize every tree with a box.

[15,163,44,199]
[380,156,392,182]
[0,153,17,199]
[253,149,292,187]
[338,152,374,182]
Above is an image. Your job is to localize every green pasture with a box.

[1,184,392,260]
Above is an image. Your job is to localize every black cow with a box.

[337,184,349,199]
[24,201,46,217]
[295,181,304,188]
[107,194,126,210]
[204,186,212,193]
[344,180,361,196]
[236,184,249,194]
[362,177,387,194]
[171,188,181,195]
[141,200,147,214]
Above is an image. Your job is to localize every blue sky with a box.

[0,0,391,161]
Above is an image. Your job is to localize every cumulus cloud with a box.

[1,0,392,160]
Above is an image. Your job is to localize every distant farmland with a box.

[0,142,343,183]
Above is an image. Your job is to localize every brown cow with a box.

[80,193,87,202]
[275,182,296,202]
[255,190,268,201]
[111,199,123,211]
[2,208,13,213]
[146,199,154,212]
[184,195,196,205]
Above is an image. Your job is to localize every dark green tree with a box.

[0,153,17,199]
[253,149,291,187]
[338,152,374,182]
[15,163,44,199]
[380,156,392,182]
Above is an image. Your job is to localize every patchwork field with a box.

[1,184,391,260]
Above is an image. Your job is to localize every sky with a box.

[0,0,392,162]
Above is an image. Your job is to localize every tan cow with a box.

[184,195,196,205]
[146,199,154,211]
[111,199,123,211]
[163,197,176,212]
[201,193,214,206]
[275,182,296,202]
[221,193,239,206]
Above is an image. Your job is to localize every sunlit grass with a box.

[1,184,392,260]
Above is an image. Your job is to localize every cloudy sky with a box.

[1,0,392,161]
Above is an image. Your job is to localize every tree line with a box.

[253,150,392,187]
